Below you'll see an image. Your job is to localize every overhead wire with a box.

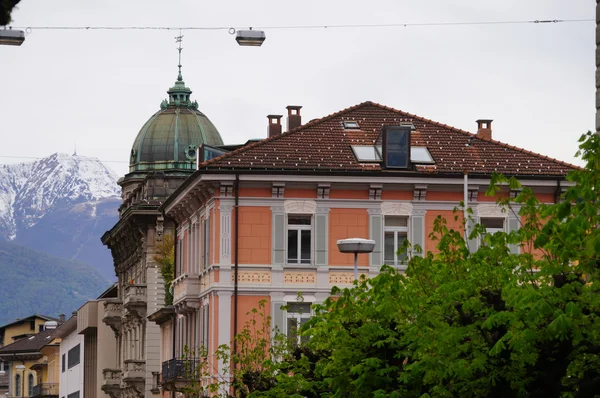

[12,18,594,32]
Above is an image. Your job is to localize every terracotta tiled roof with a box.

[200,101,577,176]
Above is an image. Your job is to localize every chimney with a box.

[286,105,302,131]
[59,314,65,323]
[267,115,283,138]
[476,119,493,140]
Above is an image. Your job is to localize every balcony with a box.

[31,383,59,397]
[161,358,202,391]
[172,274,200,314]
[102,299,122,334]
[124,284,147,318]
[123,359,146,381]
[101,368,122,398]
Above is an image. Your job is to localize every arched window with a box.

[15,374,21,397]
[28,373,34,396]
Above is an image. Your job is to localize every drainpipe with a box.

[233,174,240,355]
[554,179,561,204]
[163,215,178,398]
[464,172,469,243]
[232,174,240,394]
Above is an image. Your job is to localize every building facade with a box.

[155,101,576,394]
[101,63,226,398]
[57,316,83,398]
[0,319,62,398]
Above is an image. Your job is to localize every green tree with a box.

[153,233,174,305]
[249,132,600,398]
[1,0,21,25]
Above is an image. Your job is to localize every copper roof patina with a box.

[128,44,224,174]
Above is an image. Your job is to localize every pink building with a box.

[151,101,575,394]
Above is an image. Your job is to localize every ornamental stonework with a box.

[329,272,366,285]
[284,271,316,284]
[232,270,272,284]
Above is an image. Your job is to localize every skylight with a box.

[411,147,434,164]
[343,120,360,129]
[351,145,435,164]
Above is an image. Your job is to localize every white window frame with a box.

[480,217,506,245]
[286,215,313,265]
[384,216,409,266]
[285,302,312,345]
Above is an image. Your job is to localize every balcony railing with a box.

[101,368,122,397]
[161,358,202,383]
[31,382,59,397]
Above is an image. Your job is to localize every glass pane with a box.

[288,302,311,314]
[287,318,299,339]
[384,231,395,264]
[351,145,381,162]
[385,216,408,227]
[411,146,435,164]
[397,234,408,262]
[300,230,311,263]
[288,215,311,225]
[481,218,504,229]
[287,230,298,262]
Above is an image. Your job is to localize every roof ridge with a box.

[367,101,579,170]
[198,101,375,169]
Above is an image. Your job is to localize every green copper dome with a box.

[129,70,224,173]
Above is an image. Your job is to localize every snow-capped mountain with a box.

[0,153,121,280]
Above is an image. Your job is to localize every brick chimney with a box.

[476,119,493,140]
[286,105,302,131]
[267,115,283,138]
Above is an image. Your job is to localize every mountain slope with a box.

[0,239,110,326]
[0,153,121,280]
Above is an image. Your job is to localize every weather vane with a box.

[175,30,184,81]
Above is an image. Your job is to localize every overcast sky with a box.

[1,0,594,177]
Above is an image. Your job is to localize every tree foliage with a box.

[245,132,600,398]
[153,233,174,305]
[1,0,21,25]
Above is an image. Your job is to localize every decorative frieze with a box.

[232,270,272,284]
[329,271,366,285]
[284,200,317,214]
[284,271,317,284]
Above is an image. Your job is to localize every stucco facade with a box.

[153,101,577,394]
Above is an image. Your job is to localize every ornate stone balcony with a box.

[172,273,200,314]
[122,359,146,396]
[124,284,147,318]
[31,382,59,397]
[101,368,122,398]
[123,359,146,381]
[102,299,123,334]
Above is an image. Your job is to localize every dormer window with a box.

[382,126,411,169]
[343,120,360,129]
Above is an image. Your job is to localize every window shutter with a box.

[272,213,285,265]
[508,217,520,254]
[315,213,328,266]
[411,215,425,257]
[369,214,383,266]
[271,300,286,335]
[467,217,478,253]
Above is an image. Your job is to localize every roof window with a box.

[410,147,434,164]
[343,120,360,129]
[351,145,434,164]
